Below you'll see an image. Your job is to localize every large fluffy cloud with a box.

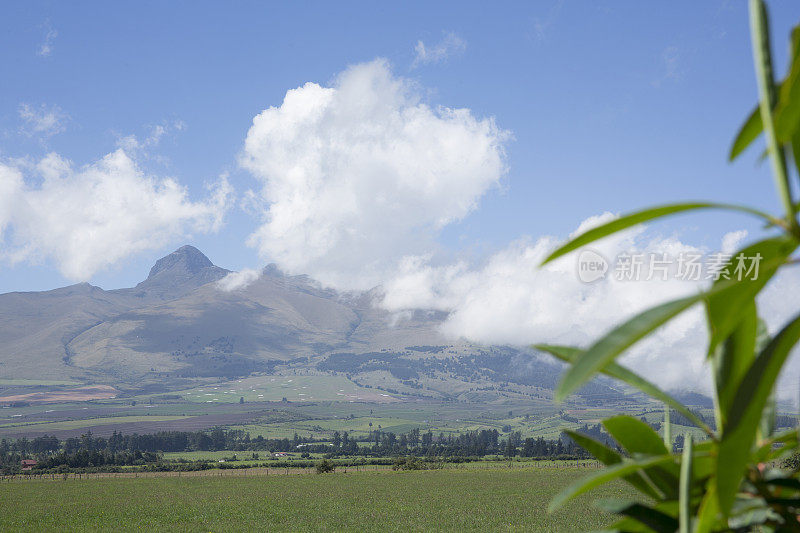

[382,218,800,399]
[0,149,231,280]
[240,59,509,289]
[239,58,799,400]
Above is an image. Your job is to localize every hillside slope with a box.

[0,245,626,403]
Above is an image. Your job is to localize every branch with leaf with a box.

[535,1,800,530]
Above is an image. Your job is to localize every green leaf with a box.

[689,440,716,482]
[541,202,783,266]
[555,295,705,401]
[758,393,776,440]
[755,428,798,462]
[786,26,800,180]
[535,344,712,434]
[603,416,670,457]
[729,105,763,161]
[564,430,661,500]
[755,318,771,353]
[663,403,671,451]
[594,500,678,533]
[548,455,677,512]
[730,20,800,157]
[554,234,795,402]
[711,302,757,429]
[603,416,679,500]
[679,435,694,533]
[774,26,800,144]
[705,235,798,354]
[694,484,721,533]
[563,430,623,466]
[749,0,795,220]
[716,309,800,514]
[728,311,800,434]
[792,128,800,181]
[605,516,656,533]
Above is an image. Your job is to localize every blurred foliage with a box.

[537,1,800,530]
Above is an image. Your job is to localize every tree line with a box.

[0,424,607,474]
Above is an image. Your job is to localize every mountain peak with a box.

[146,245,214,280]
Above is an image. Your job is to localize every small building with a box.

[21,459,37,471]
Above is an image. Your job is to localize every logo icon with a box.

[577,249,608,283]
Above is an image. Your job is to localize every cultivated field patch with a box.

[175,374,399,404]
[0,466,635,531]
[0,385,118,405]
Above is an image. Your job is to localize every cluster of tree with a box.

[0,422,613,474]
[328,425,602,459]
[0,429,317,473]
[775,414,799,429]
[668,408,714,430]
[0,428,313,458]
[0,450,23,475]
[1,434,60,454]
[36,449,161,470]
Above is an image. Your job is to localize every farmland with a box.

[0,415,189,433]
[0,395,635,441]
[174,374,397,404]
[0,374,726,444]
[0,465,635,531]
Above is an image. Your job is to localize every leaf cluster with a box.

[536,3,800,530]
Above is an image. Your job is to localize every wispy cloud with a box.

[217,268,261,292]
[412,32,466,68]
[37,21,57,57]
[116,119,187,153]
[652,46,682,88]
[18,103,68,138]
[531,0,564,43]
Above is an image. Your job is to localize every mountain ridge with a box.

[0,245,626,404]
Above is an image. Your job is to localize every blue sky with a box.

[1,0,799,293]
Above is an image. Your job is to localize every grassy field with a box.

[0,415,190,432]
[0,371,668,442]
[0,391,729,447]
[174,374,397,404]
[0,466,634,531]
[0,396,618,441]
[162,450,269,461]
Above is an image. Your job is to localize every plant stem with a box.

[679,435,694,533]
[750,0,798,231]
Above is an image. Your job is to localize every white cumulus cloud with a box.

[382,219,800,399]
[0,149,231,281]
[235,57,799,401]
[241,59,509,290]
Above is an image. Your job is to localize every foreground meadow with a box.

[0,466,634,531]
